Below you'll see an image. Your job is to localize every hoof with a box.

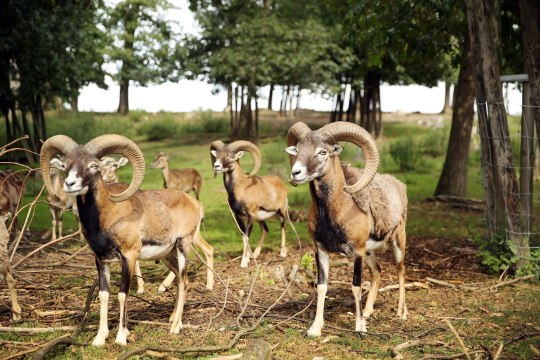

[136,288,145,295]
[356,319,367,333]
[252,248,261,259]
[157,286,167,294]
[307,326,322,338]
[240,259,249,268]
[92,334,108,347]
[363,308,374,319]
[280,248,287,257]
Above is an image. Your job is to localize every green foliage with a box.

[136,116,180,141]
[389,137,423,172]
[191,111,228,133]
[418,128,448,157]
[47,112,135,143]
[300,253,314,272]
[472,234,540,278]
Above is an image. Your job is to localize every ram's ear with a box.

[234,151,245,160]
[285,146,297,155]
[117,157,129,167]
[330,144,343,156]
[210,150,218,158]
[49,158,66,170]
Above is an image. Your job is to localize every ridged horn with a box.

[40,135,79,199]
[316,122,379,193]
[210,140,225,168]
[227,140,261,177]
[85,134,145,202]
[286,122,312,166]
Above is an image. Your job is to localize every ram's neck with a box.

[161,164,170,186]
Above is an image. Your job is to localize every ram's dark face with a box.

[285,133,343,185]
[50,148,101,196]
[211,148,244,174]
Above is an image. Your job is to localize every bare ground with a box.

[1,205,539,360]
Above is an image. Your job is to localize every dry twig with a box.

[444,320,470,360]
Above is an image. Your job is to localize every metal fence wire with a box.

[475,80,540,262]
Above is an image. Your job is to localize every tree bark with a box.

[468,0,529,269]
[519,0,540,150]
[225,82,232,112]
[440,81,452,114]
[70,94,79,112]
[268,83,274,110]
[117,78,129,115]
[435,33,475,197]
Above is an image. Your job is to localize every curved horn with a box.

[85,135,145,202]
[228,140,261,177]
[210,140,225,167]
[40,135,79,199]
[316,122,379,193]
[286,122,312,166]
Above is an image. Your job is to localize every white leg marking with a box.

[352,286,367,333]
[92,291,110,346]
[240,235,250,268]
[115,292,130,346]
[307,284,327,337]
[158,271,176,294]
[170,250,187,334]
[135,261,145,294]
[280,223,287,257]
[307,250,329,337]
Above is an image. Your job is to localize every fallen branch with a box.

[391,339,447,359]
[118,266,299,360]
[420,350,484,360]
[0,326,81,333]
[12,230,81,268]
[378,282,429,292]
[444,320,470,360]
[426,277,478,291]
[30,337,87,360]
[488,275,535,291]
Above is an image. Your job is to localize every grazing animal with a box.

[150,152,202,200]
[210,140,288,268]
[99,156,128,185]
[0,212,21,321]
[42,158,78,241]
[40,134,214,346]
[286,122,408,337]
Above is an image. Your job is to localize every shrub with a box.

[472,233,540,278]
[418,128,447,157]
[389,136,422,171]
[136,116,180,140]
[48,112,135,143]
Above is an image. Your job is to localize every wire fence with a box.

[475,92,540,257]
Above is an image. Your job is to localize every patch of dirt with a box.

[1,230,538,359]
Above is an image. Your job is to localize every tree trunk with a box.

[70,94,79,112]
[468,0,529,269]
[117,78,129,115]
[519,0,540,151]
[268,83,274,110]
[295,87,300,115]
[225,82,232,112]
[435,34,475,197]
[440,81,452,114]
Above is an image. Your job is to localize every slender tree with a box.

[105,0,180,115]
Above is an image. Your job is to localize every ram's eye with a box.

[90,164,99,170]
[318,150,327,156]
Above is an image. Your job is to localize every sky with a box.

[79,0,524,115]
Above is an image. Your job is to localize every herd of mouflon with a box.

[0,122,407,347]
